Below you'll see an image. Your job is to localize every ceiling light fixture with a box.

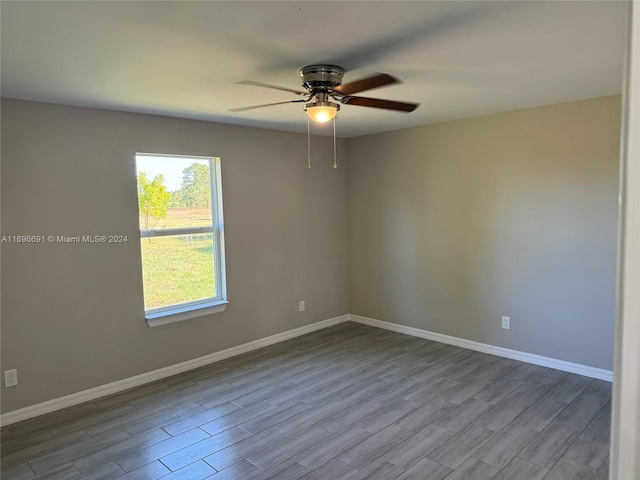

[304,95,340,123]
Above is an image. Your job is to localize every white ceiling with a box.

[0,1,628,138]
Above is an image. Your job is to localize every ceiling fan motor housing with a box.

[300,65,344,92]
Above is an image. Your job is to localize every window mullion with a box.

[141,226,214,238]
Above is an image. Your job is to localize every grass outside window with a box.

[141,233,216,310]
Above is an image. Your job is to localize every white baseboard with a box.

[349,314,613,382]
[2,312,613,426]
[0,315,350,427]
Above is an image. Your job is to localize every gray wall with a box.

[1,99,349,413]
[347,96,620,371]
[1,95,620,413]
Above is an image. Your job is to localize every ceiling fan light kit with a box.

[304,95,340,123]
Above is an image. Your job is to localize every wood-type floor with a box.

[1,322,611,480]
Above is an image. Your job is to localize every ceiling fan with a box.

[230,64,419,123]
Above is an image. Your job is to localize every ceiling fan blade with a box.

[237,80,307,96]
[229,100,304,112]
[342,96,419,112]
[334,73,399,95]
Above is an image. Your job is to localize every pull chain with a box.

[333,116,337,169]
[307,116,311,169]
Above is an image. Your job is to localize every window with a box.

[135,153,227,327]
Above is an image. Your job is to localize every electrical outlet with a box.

[501,316,511,330]
[299,300,305,312]
[4,369,18,387]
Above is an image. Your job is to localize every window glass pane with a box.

[136,155,212,230]
[140,233,216,310]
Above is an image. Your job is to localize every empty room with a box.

[1,1,639,480]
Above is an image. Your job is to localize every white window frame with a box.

[136,153,228,327]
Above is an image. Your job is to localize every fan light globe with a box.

[305,101,340,123]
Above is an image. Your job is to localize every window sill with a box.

[146,301,228,328]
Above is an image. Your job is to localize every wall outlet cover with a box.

[4,369,18,387]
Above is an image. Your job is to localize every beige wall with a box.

[347,96,620,370]
[0,99,349,413]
